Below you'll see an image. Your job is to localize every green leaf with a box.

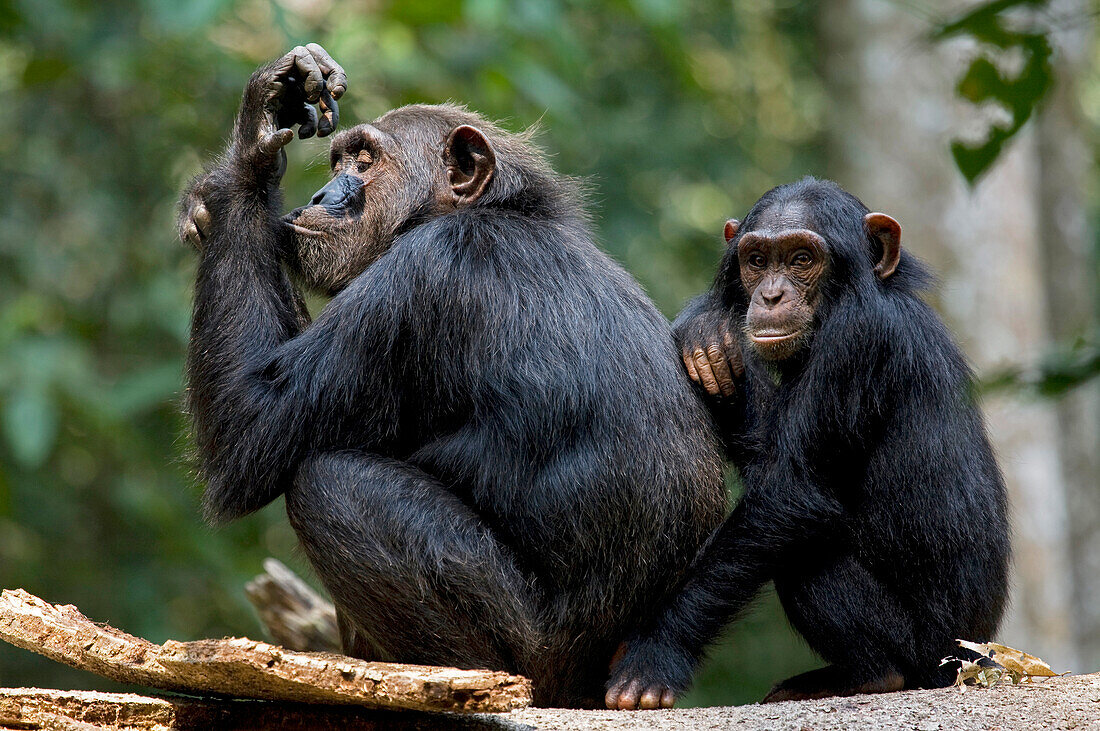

[933,0,1054,184]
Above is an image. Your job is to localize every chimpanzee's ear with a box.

[723,219,740,243]
[864,212,901,280]
[444,125,496,204]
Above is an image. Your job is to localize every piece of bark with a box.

[0,589,531,714]
[0,589,185,692]
[244,558,340,653]
[0,688,517,730]
[157,637,531,712]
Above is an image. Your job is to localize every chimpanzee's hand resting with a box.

[605,635,694,710]
[673,307,743,399]
[231,44,348,182]
[178,174,213,251]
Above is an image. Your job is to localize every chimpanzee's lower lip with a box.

[750,331,800,343]
[283,221,325,238]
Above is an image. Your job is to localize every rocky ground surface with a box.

[1,674,1097,729]
[500,673,1100,730]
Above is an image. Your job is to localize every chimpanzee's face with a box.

[733,204,828,361]
[281,122,429,295]
[282,108,496,295]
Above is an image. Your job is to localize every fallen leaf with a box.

[956,639,1061,682]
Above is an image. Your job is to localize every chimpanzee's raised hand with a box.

[230,44,348,184]
[672,302,743,399]
[179,45,347,250]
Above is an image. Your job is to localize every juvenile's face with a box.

[738,224,827,361]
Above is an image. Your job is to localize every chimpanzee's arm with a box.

[606,458,843,708]
[183,47,353,523]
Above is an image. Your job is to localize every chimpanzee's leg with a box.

[285,451,543,674]
[768,553,914,703]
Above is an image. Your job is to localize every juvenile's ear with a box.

[723,219,740,243]
[864,212,901,279]
[444,125,496,204]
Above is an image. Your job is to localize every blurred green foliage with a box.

[0,0,824,705]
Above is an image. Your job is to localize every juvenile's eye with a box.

[747,253,766,269]
[791,251,813,267]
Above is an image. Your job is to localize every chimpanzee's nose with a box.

[310,174,361,208]
[762,289,784,307]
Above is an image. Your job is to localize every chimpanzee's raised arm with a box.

[181,46,353,522]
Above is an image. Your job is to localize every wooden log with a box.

[0,688,511,730]
[156,638,531,712]
[0,589,184,692]
[244,558,340,653]
[0,589,531,714]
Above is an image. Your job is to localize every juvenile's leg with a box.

[286,452,542,674]
[768,554,913,703]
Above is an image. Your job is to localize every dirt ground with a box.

[502,673,1100,730]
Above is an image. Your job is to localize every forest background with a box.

[0,0,1097,706]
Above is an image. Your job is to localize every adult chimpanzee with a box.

[177,45,726,708]
[605,177,1010,710]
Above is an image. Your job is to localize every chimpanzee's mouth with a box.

[749,330,801,344]
[284,221,326,237]
[282,210,327,238]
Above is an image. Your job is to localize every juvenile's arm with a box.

[606,457,842,709]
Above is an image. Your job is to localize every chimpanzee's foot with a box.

[762,664,904,703]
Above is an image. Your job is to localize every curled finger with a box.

[183,222,202,250]
[291,45,324,102]
[692,349,722,397]
[317,84,339,136]
[638,685,664,710]
[306,42,347,99]
[298,103,319,139]
[706,343,737,398]
[614,679,645,710]
[682,348,701,385]
[192,202,212,239]
[723,328,745,377]
[259,128,294,157]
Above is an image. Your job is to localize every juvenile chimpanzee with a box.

[605,177,1010,709]
[177,45,726,708]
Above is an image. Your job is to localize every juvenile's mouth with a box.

[749,330,801,344]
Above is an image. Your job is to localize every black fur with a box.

[183,62,725,708]
[609,177,1010,701]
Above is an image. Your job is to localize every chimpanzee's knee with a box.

[287,452,542,672]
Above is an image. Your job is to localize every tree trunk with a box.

[1036,0,1100,673]
[818,0,1093,671]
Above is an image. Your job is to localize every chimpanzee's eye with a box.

[747,253,766,269]
[791,251,812,267]
[356,149,373,174]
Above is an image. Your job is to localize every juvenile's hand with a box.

[605,636,692,710]
[674,311,743,398]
